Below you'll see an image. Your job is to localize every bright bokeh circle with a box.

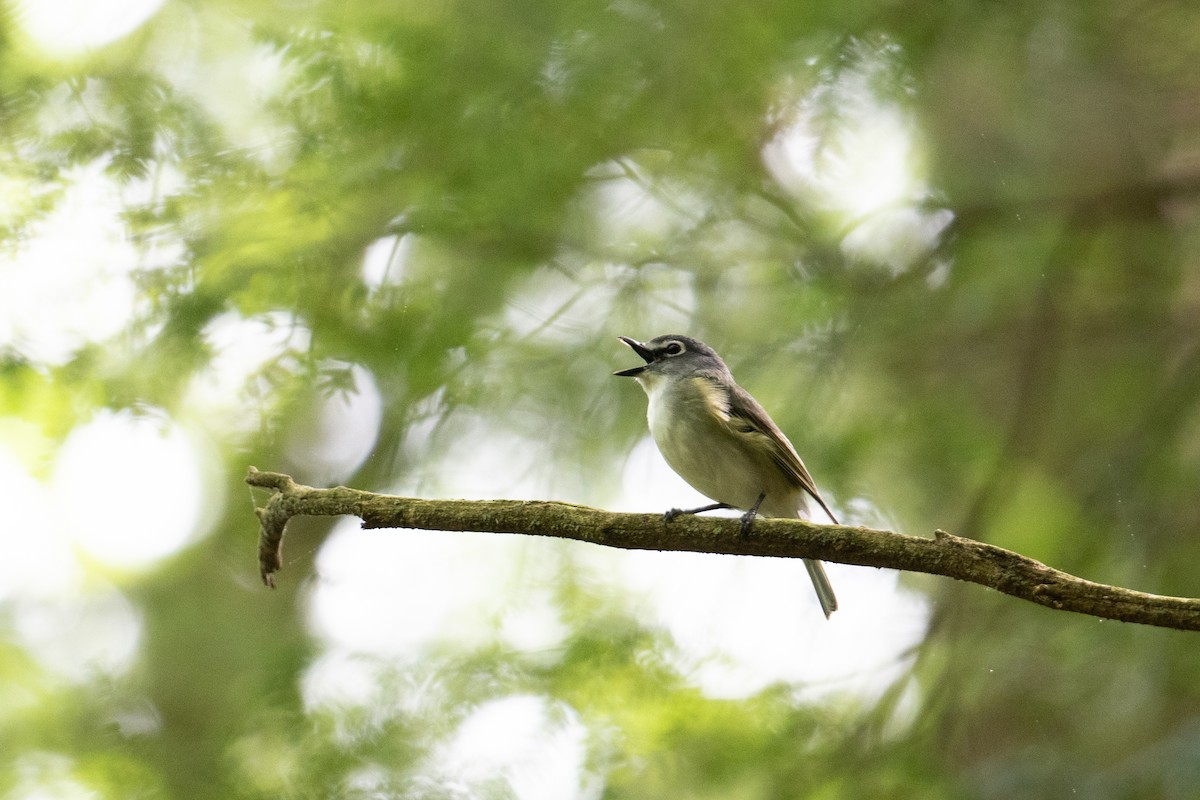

[52,409,213,570]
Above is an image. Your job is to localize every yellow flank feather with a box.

[691,375,731,422]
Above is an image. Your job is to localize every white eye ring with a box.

[663,341,684,356]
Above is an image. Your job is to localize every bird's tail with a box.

[803,558,838,619]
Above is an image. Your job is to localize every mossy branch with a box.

[246,467,1200,631]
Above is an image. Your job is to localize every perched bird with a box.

[614,334,838,618]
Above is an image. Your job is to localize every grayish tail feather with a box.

[803,558,838,618]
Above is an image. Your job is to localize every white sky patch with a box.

[302,424,571,708]
[767,103,921,220]
[51,408,217,570]
[283,361,383,486]
[302,652,460,749]
[840,205,954,274]
[668,558,925,702]
[13,0,165,56]
[302,650,392,716]
[0,443,81,601]
[433,695,598,800]
[502,261,696,349]
[0,156,183,365]
[308,524,503,657]
[184,310,311,440]
[762,62,950,272]
[8,753,101,800]
[498,588,569,655]
[12,587,141,681]
[432,415,548,500]
[0,161,148,365]
[361,234,414,289]
[586,158,706,256]
[150,16,297,169]
[307,521,567,661]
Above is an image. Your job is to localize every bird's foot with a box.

[739,492,767,539]
[663,502,731,523]
[739,509,756,538]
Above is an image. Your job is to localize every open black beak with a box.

[613,336,654,377]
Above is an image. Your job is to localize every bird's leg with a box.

[664,502,732,523]
[739,492,767,538]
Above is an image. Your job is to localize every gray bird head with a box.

[613,335,730,384]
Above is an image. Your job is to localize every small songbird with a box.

[614,334,838,618]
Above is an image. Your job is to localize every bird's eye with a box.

[663,342,683,356]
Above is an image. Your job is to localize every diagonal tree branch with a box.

[246,467,1200,631]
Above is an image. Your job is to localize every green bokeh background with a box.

[3,0,1200,796]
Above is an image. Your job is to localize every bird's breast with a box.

[643,378,794,513]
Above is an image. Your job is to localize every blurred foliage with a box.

[3,0,1200,797]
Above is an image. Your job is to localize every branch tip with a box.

[245,468,298,493]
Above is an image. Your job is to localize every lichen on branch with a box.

[245,467,1200,631]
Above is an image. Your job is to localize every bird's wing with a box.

[696,374,839,524]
